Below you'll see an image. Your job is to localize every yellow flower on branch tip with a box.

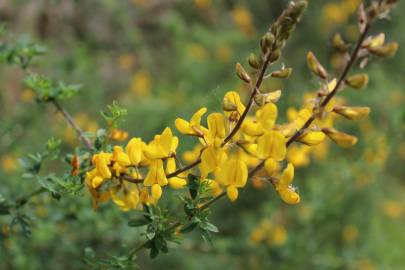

[322,127,358,148]
[144,159,168,187]
[217,159,248,201]
[298,131,325,146]
[175,107,207,136]
[126,137,145,166]
[257,130,287,160]
[200,145,227,179]
[92,152,112,179]
[207,113,226,146]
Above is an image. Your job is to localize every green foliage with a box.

[24,73,81,102]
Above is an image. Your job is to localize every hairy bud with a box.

[345,74,369,89]
[369,42,399,57]
[235,63,251,83]
[271,68,292,78]
[307,51,328,79]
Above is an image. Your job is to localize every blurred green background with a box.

[0,0,404,269]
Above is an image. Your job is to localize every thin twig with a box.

[52,100,93,149]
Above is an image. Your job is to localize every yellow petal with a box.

[323,128,358,148]
[298,131,325,146]
[256,103,277,130]
[264,158,278,175]
[144,159,168,186]
[175,118,192,134]
[219,159,248,187]
[168,178,187,189]
[257,131,286,160]
[278,187,300,204]
[151,184,162,200]
[241,118,264,136]
[207,113,226,142]
[91,176,104,188]
[227,185,239,202]
[126,138,144,165]
[278,163,294,187]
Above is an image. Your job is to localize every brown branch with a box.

[52,100,93,149]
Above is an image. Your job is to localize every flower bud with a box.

[271,68,292,78]
[260,32,275,54]
[297,131,325,146]
[322,127,358,148]
[269,49,281,63]
[332,33,348,52]
[248,53,260,69]
[307,51,328,79]
[345,74,369,89]
[264,158,279,175]
[369,42,399,57]
[236,62,251,83]
[333,106,370,120]
[265,90,282,103]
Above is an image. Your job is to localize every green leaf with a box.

[179,222,198,234]
[128,218,150,227]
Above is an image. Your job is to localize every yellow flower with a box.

[144,159,168,187]
[144,127,178,160]
[166,157,187,189]
[270,225,288,246]
[1,155,18,173]
[264,158,279,175]
[92,152,112,179]
[223,91,245,120]
[187,43,208,61]
[275,163,300,205]
[217,159,248,201]
[297,131,325,146]
[323,127,358,148]
[206,113,226,147]
[231,6,254,37]
[175,107,208,137]
[256,130,286,160]
[126,137,146,166]
[110,184,139,211]
[333,106,370,120]
[200,145,227,179]
[131,70,151,97]
[109,128,129,141]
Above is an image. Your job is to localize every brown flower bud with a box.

[235,62,251,83]
[271,68,292,78]
[369,42,399,57]
[333,106,371,120]
[260,33,275,54]
[248,53,260,69]
[322,127,358,148]
[345,74,369,89]
[307,51,328,79]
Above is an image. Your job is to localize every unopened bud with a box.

[365,33,385,49]
[248,53,260,69]
[269,49,281,63]
[236,63,251,83]
[271,68,292,78]
[297,130,325,146]
[332,33,347,52]
[260,33,274,54]
[322,127,358,148]
[222,99,238,111]
[333,106,370,120]
[369,42,399,57]
[307,51,328,79]
[345,74,369,89]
